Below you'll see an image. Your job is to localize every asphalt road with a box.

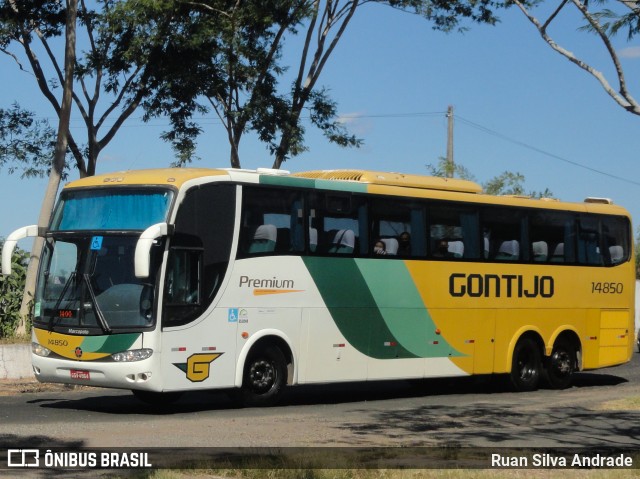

[1,352,640,450]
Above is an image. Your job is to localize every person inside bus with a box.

[374,239,387,255]
[433,239,451,258]
[398,232,411,255]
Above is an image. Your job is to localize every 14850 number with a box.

[591,282,624,294]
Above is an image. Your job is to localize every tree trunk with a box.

[16,0,77,336]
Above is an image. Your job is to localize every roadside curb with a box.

[0,344,33,379]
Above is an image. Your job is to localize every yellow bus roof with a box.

[292,169,483,194]
[61,167,630,217]
[63,168,228,189]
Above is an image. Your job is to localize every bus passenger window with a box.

[312,193,365,256]
[602,216,630,266]
[429,203,479,260]
[481,207,523,261]
[370,198,424,257]
[240,186,304,257]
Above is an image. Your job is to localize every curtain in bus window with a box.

[56,191,171,231]
[577,216,602,265]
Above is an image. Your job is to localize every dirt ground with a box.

[0,377,92,395]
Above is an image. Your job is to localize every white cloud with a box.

[337,112,373,136]
[618,46,640,59]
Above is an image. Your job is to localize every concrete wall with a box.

[0,344,33,379]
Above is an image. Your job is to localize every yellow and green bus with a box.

[2,168,634,406]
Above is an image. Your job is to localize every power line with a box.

[455,115,640,188]
[51,108,640,187]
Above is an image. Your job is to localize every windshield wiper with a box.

[49,271,77,331]
[83,273,112,334]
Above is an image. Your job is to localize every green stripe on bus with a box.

[354,259,461,358]
[259,174,368,193]
[82,333,141,353]
[259,175,317,189]
[303,257,417,359]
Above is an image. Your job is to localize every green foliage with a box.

[482,170,553,198]
[102,0,506,167]
[426,158,553,198]
[426,156,477,181]
[0,239,28,338]
[0,103,59,179]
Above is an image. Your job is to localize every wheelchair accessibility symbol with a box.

[90,236,104,251]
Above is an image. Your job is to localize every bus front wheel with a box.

[239,345,287,407]
[510,337,542,392]
[544,340,575,390]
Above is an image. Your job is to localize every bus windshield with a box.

[34,187,174,333]
[34,235,163,333]
[51,188,173,231]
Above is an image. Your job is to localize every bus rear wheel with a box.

[544,340,575,390]
[239,345,287,407]
[510,337,541,392]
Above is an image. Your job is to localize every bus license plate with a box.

[70,369,90,380]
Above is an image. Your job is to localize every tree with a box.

[483,170,553,198]
[113,0,504,169]
[0,0,163,177]
[426,156,553,197]
[426,156,477,181]
[509,0,640,115]
[0,239,28,338]
[14,0,78,336]
[0,103,59,178]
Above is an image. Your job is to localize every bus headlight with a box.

[32,342,51,357]
[111,349,153,362]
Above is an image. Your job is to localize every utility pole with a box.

[446,105,454,178]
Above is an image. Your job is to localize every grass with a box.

[134,469,640,479]
[596,396,640,411]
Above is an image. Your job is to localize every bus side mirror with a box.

[2,225,39,276]
[135,223,171,279]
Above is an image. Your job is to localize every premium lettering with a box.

[239,275,295,289]
[449,273,554,298]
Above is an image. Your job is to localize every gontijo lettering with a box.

[449,273,554,298]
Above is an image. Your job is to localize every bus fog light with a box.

[111,348,153,362]
[32,342,51,357]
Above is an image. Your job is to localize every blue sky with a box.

[1,3,640,246]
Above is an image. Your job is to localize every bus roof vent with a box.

[584,197,613,205]
[292,169,482,193]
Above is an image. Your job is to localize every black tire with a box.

[510,337,542,392]
[238,345,287,407]
[132,389,183,405]
[544,339,575,390]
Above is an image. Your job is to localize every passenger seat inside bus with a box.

[448,241,464,258]
[381,238,398,255]
[609,245,624,264]
[532,241,548,262]
[329,229,355,254]
[495,240,519,260]
[550,243,564,262]
[248,224,277,253]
